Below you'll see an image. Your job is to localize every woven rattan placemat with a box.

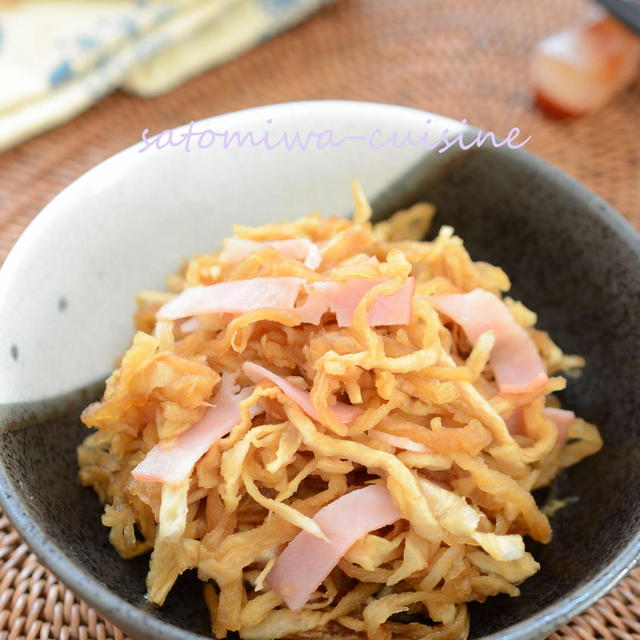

[0,1,639,638]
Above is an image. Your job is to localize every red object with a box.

[532,12,640,117]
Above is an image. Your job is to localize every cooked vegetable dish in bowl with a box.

[78,183,602,640]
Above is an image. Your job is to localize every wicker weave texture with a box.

[0,0,638,638]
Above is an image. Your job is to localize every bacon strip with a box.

[543,407,575,446]
[506,406,575,446]
[266,484,401,611]
[132,374,251,485]
[158,276,414,327]
[369,429,431,453]
[430,289,547,394]
[242,361,362,423]
[298,277,415,327]
[219,238,322,270]
[157,277,305,320]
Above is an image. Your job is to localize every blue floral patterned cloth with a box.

[0,0,332,150]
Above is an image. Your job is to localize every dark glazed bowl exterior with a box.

[0,127,639,640]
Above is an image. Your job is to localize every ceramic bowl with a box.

[0,101,639,640]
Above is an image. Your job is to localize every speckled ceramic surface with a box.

[0,102,638,640]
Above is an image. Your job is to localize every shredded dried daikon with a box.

[78,182,601,640]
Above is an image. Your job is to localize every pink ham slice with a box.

[430,289,547,394]
[157,277,305,320]
[242,361,362,423]
[506,406,575,446]
[369,429,431,453]
[543,407,575,446]
[132,374,252,485]
[266,484,401,611]
[543,408,575,445]
[157,276,414,327]
[219,238,322,270]
[298,277,415,327]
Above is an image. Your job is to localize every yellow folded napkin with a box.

[0,0,332,150]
